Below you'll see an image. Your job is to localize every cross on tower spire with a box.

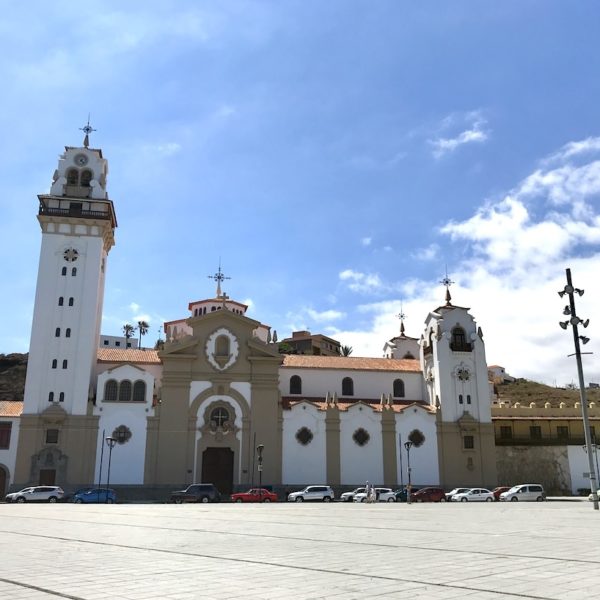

[207,259,231,298]
[396,302,407,337]
[79,115,96,148]
[440,266,454,306]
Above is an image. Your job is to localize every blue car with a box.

[73,488,117,504]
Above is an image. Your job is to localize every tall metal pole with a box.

[563,268,598,510]
[97,428,105,504]
[105,437,116,504]
[398,434,404,489]
[256,444,264,502]
[404,441,413,504]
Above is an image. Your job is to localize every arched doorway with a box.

[201,447,234,495]
[0,466,7,497]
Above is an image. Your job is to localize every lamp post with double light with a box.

[256,444,264,502]
[558,268,598,511]
[105,436,117,504]
[404,440,413,504]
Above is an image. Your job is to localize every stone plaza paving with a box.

[0,500,599,599]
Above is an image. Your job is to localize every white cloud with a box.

[412,243,439,261]
[339,269,385,294]
[306,308,345,322]
[129,302,140,313]
[142,142,182,157]
[361,237,372,247]
[429,112,489,158]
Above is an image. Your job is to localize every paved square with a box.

[0,501,598,599]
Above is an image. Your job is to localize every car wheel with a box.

[536,496,544,502]
[235,498,243,503]
[439,497,446,502]
[323,496,331,502]
[461,498,468,502]
[511,497,518,502]
[201,496,209,503]
[361,498,367,503]
[262,498,271,503]
[174,498,183,504]
[486,497,493,502]
[48,497,57,503]
[75,499,83,504]
[387,497,395,502]
[106,498,114,504]
[16,497,25,503]
[295,496,304,502]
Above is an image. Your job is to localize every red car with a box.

[230,488,278,503]
[492,486,511,501]
[410,487,447,502]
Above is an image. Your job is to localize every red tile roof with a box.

[97,348,161,364]
[0,401,24,417]
[281,355,421,372]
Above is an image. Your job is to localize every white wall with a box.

[567,445,600,494]
[340,405,384,485]
[282,403,327,485]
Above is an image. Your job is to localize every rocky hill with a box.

[495,378,600,407]
[0,353,27,401]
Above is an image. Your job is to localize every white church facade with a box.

[2,136,499,497]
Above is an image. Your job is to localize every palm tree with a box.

[341,345,353,356]
[122,323,136,345]
[137,320,149,348]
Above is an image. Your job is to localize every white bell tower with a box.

[23,126,116,416]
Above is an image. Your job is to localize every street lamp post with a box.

[256,444,264,502]
[105,436,117,504]
[558,268,598,511]
[404,440,413,504]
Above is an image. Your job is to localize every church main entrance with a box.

[201,447,234,495]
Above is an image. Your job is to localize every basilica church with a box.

[1,135,499,497]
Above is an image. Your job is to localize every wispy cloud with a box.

[361,237,372,247]
[412,243,439,261]
[429,112,489,158]
[339,269,385,294]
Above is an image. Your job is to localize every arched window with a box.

[290,375,302,395]
[48,392,54,402]
[104,380,118,402]
[215,335,230,357]
[68,297,74,306]
[467,395,471,405]
[59,392,65,402]
[61,267,67,276]
[58,297,64,306]
[119,380,132,402]
[393,379,405,398]
[51,359,57,369]
[459,394,464,404]
[66,169,79,185]
[62,360,68,369]
[55,328,60,337]
[133,381,146,402]
[80,170,92,187]
[403,352,415,359]
[65,328,71,338]
[71,267,77,276]
[451,326,469,351]
[342,377,354,396]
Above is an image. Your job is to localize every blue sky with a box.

[1,1,600,385]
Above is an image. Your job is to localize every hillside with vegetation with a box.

[0,353,27,401]
[495,378,600,408]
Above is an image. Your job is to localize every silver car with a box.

[451,488,494,502]
[6,486,65,503]
[287,485,334,502]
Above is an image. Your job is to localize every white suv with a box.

[353,488,396,502]
[499,484,546,502]
[6,486,65,503]
[287,486,334,502]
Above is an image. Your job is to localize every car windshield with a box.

[507,486,521,493]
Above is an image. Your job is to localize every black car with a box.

[394,487,420,502]
[170,484,220,504]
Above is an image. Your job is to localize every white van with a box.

[499,484,546,502]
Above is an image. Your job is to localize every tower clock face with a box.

[74,153,88,166]
[63,248,79,262]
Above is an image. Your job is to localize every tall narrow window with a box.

[65,328,71,338]
[466,395,471,404]
[58,297,64,306]
[71,267,77,276]
[133,381,146,402]
[48,392,54,403]
[51,359,57,369]
[66,169,78,185]
[59,392,65,402]
[459,394,463,404]
[393,379,405,398]
[215,335,230,356]
[62,360,68,369]
[55,328,60,337]
[342,377,354,396]
[119,380,132,402]
[80,169,92,187]
[0,423,12,449]
[68,297,74,306]
[463,435,474,449]
[530,425,542,440]
[290,375,302,395]
[61,267,67,276]
[451,326,470,351]
[104,380,118,402]
[46,429,59,444]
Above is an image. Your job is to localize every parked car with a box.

[170,484,221,503]
[451,488,494,502]
[340,487,366,502]
[353,487,396,502]
[492,486,511,501]
[287,486,334,502]
[445,487,470,501]
[230,488,277,503]
[73,488,117,504]
[499,484,546,502]
[5,486,65,503]
[410,487,446,502]
[394,487,420,502]
[588,490,600,502]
